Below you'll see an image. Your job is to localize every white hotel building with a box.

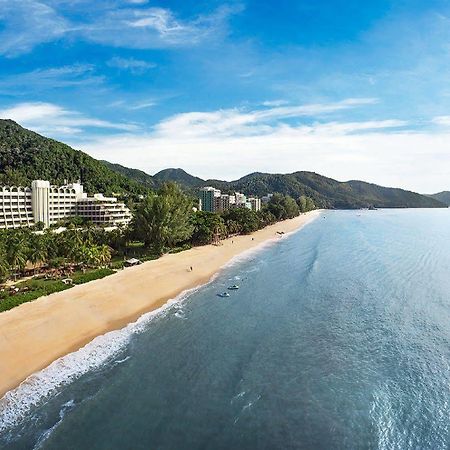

[0,180,132,229]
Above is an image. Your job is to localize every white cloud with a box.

[128,101,157,110]
[0,65,103,93]
[262,100,290,107]
[432,116,450,126]
[107,57,156,73]
[153,98,381,138]
[0,102,137,135]
[80,124,450,193]
[72,100,449,193]
[0,1,241,56]
[0,0,69,56]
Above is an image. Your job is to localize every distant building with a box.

[214,194,231,212]
[198,187,263,214]
[248,197,262,212]
[234,192,247,206]
[0,180,132,229]
[199,187,221,212]
[261,193,274,204]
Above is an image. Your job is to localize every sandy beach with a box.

[0,211,320,398]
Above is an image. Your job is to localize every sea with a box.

[0,209,449,450]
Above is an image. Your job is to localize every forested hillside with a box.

[0,120,148,196]
[0,119,444,208]
[205,172,445,209]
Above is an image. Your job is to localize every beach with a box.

[0,211,320,398]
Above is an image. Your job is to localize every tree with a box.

[0,237,9,282]
[133,183,194,254]
[222,207,260,235]
[267,193,299,220]
[28,234,48,271]
[298,195,316,213]
[6,232,28,274]
[190,211,226,245]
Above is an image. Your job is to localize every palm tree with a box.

[28,235,48,272]
[6,232,28,276]
[0,245,10,282]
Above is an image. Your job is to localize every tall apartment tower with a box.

[199,187,221,212]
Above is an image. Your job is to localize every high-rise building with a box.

[0,180,132,229]
[198,187,263,214]
[214,194,231,212]
[199,187,221,212]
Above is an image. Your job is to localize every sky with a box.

[0,0,449,193]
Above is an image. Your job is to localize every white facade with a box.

[76,194,132,227]
[0,180,132,229]
[248,197,262,212]
[0,186,33,229]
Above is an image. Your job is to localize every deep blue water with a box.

[1,209,450,449]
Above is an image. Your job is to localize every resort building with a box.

[0,180,132,229]
[76,194,132,227]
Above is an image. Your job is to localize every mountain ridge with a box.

[0,119,445,209]
[427,191,450,206]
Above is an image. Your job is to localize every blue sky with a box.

[0,0,449,192]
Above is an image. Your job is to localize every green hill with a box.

[0,119,444,209]
[101,160,156,189]
[154,168,204,188]
[427,191,450,206]
[201,171,444,209]
[0,119,148,196]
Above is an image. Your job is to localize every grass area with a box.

[0,268,115,313]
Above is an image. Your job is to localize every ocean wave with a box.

[0,215,320,434]
[0,285,201,434]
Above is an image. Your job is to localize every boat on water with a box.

[217,292,230,298]
[228,285,240,290]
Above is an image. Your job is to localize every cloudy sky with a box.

[0,0,449,192]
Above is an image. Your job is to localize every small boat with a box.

[228,285,240,290]
[217,292,230,298]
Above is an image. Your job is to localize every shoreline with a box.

[0,211,321,399]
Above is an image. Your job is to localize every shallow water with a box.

[1,209,449,449]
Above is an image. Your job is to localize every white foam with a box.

[0,286,200,433]
[0,214,320,433]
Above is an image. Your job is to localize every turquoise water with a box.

[1,209,450,449]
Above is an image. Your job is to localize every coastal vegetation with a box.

[0,181,312,312]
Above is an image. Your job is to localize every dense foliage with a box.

[101,161,156,189]
[153,168,205,188]
[0,226,119,282]
[0,120,148,197]
[132,183,194,254]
